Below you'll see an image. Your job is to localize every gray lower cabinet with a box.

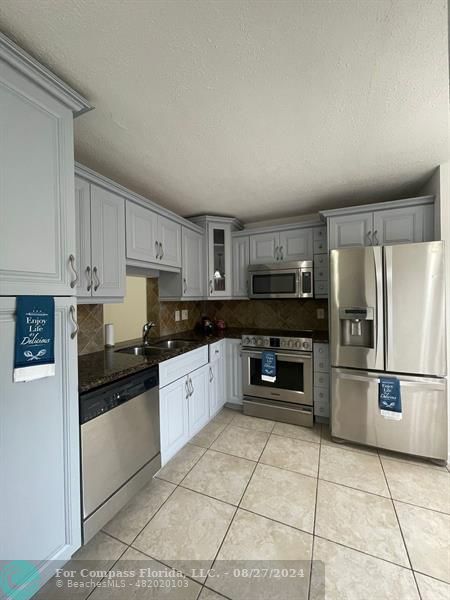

[232,236,249,297]
[313,342,330,419]
[75,176,126,300]
[209,340,226,416]
[0,297,81,562]
[226,339,243,405]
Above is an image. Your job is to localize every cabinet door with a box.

[159,377,189,465]
[0,297,80,562]
[232,236,249,297]
[182,227,204,297]
[75,177,92,298]
[90,185,125,298]
[373,205,434,245]
[158,215,181,268]
[226,339,243,405]
[207,222,232,297]
[279,228,313,261]
[188,365,210,436]
[0,62,76,295]
[126,201,158,263]
[328,213,373,250]
[249,232,279,264]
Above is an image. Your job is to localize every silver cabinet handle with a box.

[86,266,92,292]
[209,279,213,295]
[366,230,372,245]
[93,266,101,292]
[274,246,279,261]
[185,378,190,399]
[280,246,284,260]
[159,242,164,260]
[372,230,379,245]
[209,366,214,382]
[69,305,79,339]
[155,241,160,259]
[69,254,79,288]
[188,376,194,396]
[183,278,187,294]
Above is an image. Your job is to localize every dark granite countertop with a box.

[78,327,328,394]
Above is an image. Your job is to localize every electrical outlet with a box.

[182,309,189,321]
[175,310,180,322]
[317,308,325,320]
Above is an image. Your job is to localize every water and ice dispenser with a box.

[339,308,374,348]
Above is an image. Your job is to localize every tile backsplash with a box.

[78,278,328,355]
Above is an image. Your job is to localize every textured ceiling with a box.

[0,0,448,222]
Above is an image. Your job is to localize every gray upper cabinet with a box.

[328,212,373,250]
[75,176,126,300]
[250,229,313,264]
[232,236,250,297]
[207,221,233,297]
[182,227,204,297]
[325,199,435,250]
[126,200,181,269]
[0,58,77,295]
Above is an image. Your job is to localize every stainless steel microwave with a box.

[248,261,313,299]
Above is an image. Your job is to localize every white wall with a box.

[104,276,147,343]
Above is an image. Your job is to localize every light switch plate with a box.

[175,310,181,322]
[317,308,325,320]
[182,309,188,321]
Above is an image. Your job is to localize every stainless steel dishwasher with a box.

[80,367,160,543]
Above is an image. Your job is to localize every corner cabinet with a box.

[323,198,435,250]
[75,175,126,301]
[159,226,204,299]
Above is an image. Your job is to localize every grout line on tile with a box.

[308,426,323,600]
[84,537,130,600]
[317,475,391,500]
[412,569,450,587]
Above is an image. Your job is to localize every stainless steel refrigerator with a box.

[330,241,447,461]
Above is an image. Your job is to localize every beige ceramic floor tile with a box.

[210,425,269,461]
[133,487,235,579]
[395,501,450,583]
[379,449,448,471]
[315,480,409,566]
[272,421,321,444]
[103,478,176,544]
[208,509,312,599]
[156,444,206,484]
[310,537,419,600]
[212,407,238,425]
[182,449,255,505]
[190,421,227,448]
[34,532,127,600]
[89,546,201,599]
[231,413,275,432]
[319,444,389,497]
[198,587,228,599]
[321,425,378,455]
[382,458,450,513]
[415,573,450,600]
[241,463,316,532]
[260,434,320,478]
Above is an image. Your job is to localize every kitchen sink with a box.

[117,346,166,357]
[149,339,197,349]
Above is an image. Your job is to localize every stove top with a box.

[241,331,313,352]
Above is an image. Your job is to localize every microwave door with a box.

[384,242,446,376]
[250,270,299,298]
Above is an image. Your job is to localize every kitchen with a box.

[0,2,449,600]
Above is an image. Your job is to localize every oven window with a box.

[252,273,297,295]
[249,356,304,391]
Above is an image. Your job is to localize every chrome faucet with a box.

[142,321,156,346]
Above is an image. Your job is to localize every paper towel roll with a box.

[105,323,115,347]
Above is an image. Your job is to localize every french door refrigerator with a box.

[330,241,447,461]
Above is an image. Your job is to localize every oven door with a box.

[242,349,313,405]
[249,269,300,299]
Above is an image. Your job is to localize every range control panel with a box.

[241,335,312,352]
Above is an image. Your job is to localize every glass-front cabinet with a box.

[207,221,232,297]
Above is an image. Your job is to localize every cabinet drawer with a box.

[314,396,330,418]
[313,238,327,254]
[314,372,329,388]
[313,227,327,241]
[314,254,329,280]
[314,280,328,296]
[209,340,224,363]
[314,343,329,373]
[159,346,209,387]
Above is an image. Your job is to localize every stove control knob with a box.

[244,337,250,345]
[295,340,301,348]
[256,338,263,346]
[288,340,294,348]
[251,337,257,345]
[302,341,310,349]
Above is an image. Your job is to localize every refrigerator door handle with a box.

[384,246,393,371]
[374,246,384,371]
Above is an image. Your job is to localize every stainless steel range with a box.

[241,333,313,427]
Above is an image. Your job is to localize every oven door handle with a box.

[241,349,312,362]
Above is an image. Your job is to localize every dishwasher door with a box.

[81,387,160,520]
[331,367,448,460]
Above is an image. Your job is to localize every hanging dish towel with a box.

[14,296,55,382]
[379,377,402,420]
[261,350,277,383]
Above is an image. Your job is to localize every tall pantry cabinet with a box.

[0,32,91,591]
